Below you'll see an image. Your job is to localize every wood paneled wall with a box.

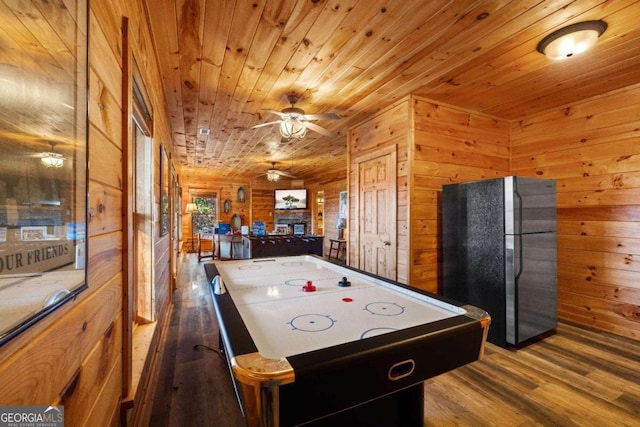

[411,96,511,292]
[511,85,640,341]
[0,0,177,425]
[179,172,348,257]
[179,171,251,250]
[251,178,296,234]
[1,7,637,427]
[251,186,276,232]
[91,0,178,422]
[350,90,638,341]
[347,96,510,288]
[348,99,411,281]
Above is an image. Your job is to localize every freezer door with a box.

[505,177,557,235]
[506,232,558,344]
[443,178,507,346]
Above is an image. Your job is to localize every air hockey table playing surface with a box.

[206,255,490,427]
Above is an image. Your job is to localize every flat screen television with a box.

[274,189,308,210]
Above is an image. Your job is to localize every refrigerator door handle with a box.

[505,234,516,344]
[514,182,524,281]
[515,181,522,235]
[516,234,523,280]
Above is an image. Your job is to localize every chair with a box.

[198,232,215,261]
[328,239,346,262]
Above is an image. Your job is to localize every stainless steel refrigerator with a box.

[442,176,557,348]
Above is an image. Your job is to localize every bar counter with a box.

[241,235,323,259]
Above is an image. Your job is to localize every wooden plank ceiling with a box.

[144,0,640,182]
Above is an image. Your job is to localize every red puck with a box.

[342,297,353,302]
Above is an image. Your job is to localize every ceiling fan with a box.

[248,94,340,140]
[258,162,297,182]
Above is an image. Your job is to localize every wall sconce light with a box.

[40,143,64,168]
[266,169,280,182]
[537,20,607,60]
[279,118,306,140]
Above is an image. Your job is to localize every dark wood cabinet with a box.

[242,236,324,259]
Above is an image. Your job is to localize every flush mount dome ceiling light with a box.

[40,142,65,168]
[537,20,607,60]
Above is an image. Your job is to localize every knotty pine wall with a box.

[91,0,178,422]
[348,99,411,282]
[350,91,639,341]
[179,171,251,248]
[0,0,176,425]
[180,172,347,256]
[348,96,510,288]
[511,85,640,341]
[251,186,276,232]
[411,96,511,292]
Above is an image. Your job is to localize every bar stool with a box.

[328,239,346,262]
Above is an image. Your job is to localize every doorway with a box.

[316,190,324,235]
[355,147,397,280]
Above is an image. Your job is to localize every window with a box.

[132,71,154,324]
[191,195,217,234]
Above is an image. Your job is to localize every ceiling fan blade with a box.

[303,121,338,138]
[249,120,283,129]
[278,170,297,178]
[262,109,288,118]
[302,113,340,121]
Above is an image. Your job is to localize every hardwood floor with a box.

[149,253,244,427]
[150,254,640,426]
[424,323,640,426]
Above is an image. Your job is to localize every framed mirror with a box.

[0,1,88,345]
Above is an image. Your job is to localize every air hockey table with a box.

[205,255,490,427]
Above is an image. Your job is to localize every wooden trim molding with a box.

[121,15,134,400]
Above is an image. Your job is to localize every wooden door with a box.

[357,150,397,279]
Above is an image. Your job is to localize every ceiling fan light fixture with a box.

[266,169,280,182]
[40,143,65,168]
[41,153,65,168]
[279,119,306,140]
[537,20,607,60]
